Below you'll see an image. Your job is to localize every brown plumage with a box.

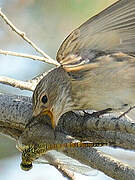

[33,0,135,128]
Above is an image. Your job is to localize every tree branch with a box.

[0,93,135,179]
[44,152,76,180]
[60,111,135,137]
[0,49,58,65]
[0,76,35,91]
[0,69,55,91]
[0,10,59,66]
[0,67,57,91]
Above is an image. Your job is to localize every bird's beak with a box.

[33,109,55,129]
[41,110,55,129]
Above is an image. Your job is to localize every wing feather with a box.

[57,0,135,71]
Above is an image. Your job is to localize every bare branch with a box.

[0,76,35,91]
[85,114,135,135]
[63,111,135,136]
[0,9,60,66]
[55,165,76,180]
[0,49,59,65]
[0,69,53,91]
[0,68,58,91]
[44,153,76,180]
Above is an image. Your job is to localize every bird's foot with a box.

[83,108,112,118]
[119,106,135,119]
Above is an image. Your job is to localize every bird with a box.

[32,0,135,129]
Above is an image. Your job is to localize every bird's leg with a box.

[118,106,135,119]
[83,108,112,118]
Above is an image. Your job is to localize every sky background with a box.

[0,0,134,179]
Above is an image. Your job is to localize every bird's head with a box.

[32,67,72,129]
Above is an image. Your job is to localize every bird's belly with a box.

[72,75,135,112]
[71,53,135,112]
[86,88,135,111]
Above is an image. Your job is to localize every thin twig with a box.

[0,9,60,66]
[56,165,76,180]
[45,153,76,180]
[0,49,59,65]
[0,76,36,91]
[0,69,54,92]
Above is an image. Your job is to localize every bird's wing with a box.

[56,0,135,72]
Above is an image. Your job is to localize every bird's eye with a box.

[41,95,48,104]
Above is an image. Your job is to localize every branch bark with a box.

[0,93,135,180]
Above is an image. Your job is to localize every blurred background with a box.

[0,0,134,179]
